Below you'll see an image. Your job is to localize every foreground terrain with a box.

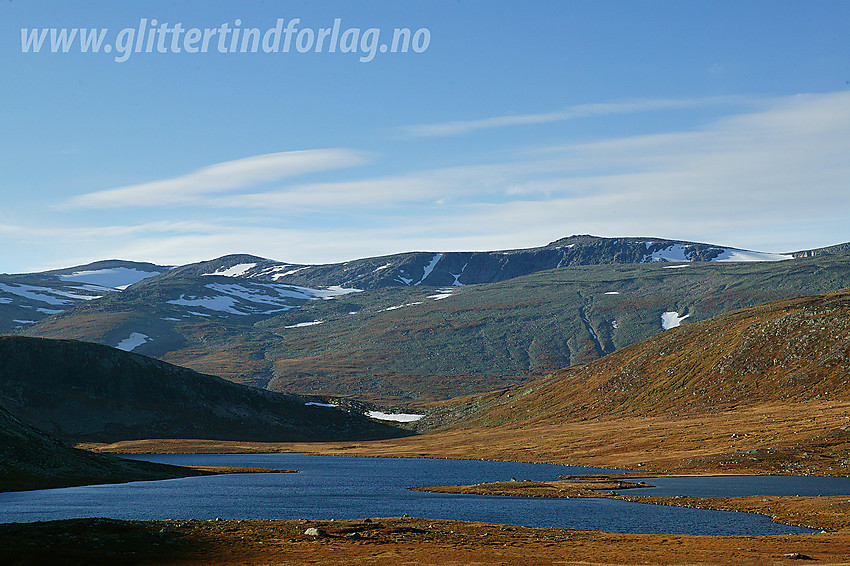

[2,516,850,566]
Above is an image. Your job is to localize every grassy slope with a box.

[427,288,850,426]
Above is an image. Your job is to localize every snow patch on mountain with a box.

[168,294,244,315]
[0,282,87,306]
[366,411,424,422]
[428,289,454,300]
[310,285,362,299]
[450,262,468,286]
[649,244,692,262]
[385,301,424,311]
[116,332,150,352]
[285,320,324,328]
[262,265,308,280]
[713,249,794,262]
[36,308,64,314]
[60,267,162,289]
[165,282,361,317]
[661,311,690,330]
[415,253,442,285]
[202,263,257,277]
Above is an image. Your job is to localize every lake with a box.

[0,453,844,535]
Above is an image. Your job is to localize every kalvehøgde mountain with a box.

[5,235,850,405]
[358,289,850,476]
[423,288,850,429]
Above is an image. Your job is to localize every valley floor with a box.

[84,400,850,477]
[19,400,849,565]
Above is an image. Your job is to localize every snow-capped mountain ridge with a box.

[11,237,850,401]
[0,236,839,335]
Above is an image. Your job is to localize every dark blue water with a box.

[618,474,850,498]
[0,453,838,535]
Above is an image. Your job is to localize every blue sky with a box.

[2,0,849,272]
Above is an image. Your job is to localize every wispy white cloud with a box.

[64,149,370,209]
[10,92,850,271]
[399,96,745,138]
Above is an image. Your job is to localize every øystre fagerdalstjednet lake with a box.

[2,453,845,535]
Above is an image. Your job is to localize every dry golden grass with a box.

[84,400,850,476]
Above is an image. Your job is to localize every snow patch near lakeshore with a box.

[604,291,620,295]
[116,332,149,351]
[366,411,424,422]
[663,264,690,269]
[305,401,338,408]
[661,311,690,330]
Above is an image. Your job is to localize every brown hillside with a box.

[430,289,850,428]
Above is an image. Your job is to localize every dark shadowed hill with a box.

[0,403,207,491]
[0,336,409,443]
